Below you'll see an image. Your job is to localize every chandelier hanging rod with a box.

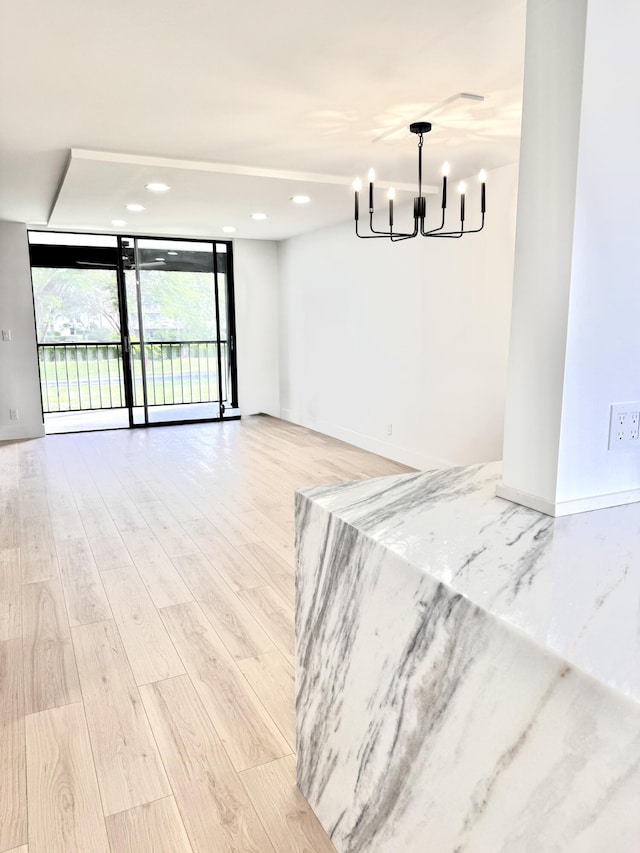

[353,121,486,241]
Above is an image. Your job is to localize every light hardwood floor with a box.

[0,415,411,853]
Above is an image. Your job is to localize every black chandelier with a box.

[353,121,486,241]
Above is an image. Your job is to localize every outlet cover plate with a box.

[609,402,640,451]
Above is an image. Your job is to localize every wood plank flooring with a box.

[0,414,411,852]
[25,703,110,852]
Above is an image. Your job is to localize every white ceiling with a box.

[0,0,526,241]
[48,149,435,241]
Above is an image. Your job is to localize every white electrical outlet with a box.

[387,423,393,436]
[609,402,640,450]
[9,408,18,420]
[1,329,11,342]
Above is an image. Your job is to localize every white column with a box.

[499,0,640,516]
[0,221,45,441]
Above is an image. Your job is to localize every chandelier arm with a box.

[391,218,420,240]
[357,225,417,239]
[369,214,417,237]
[367,217,393,236]
[395,219,420,239]
[431,220,466,239]
[421,209,446,236]
[356,220,393,239]
[464,215,485,234]
[356,230,393,239]
[391,233,418,242]
[367,211,417,239]
[429,214,485,237]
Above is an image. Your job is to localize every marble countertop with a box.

[299,462,640,704]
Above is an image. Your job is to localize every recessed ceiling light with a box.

[125,204,145,212]
[291,195,310,204]
[145,182,170,192]
[222,226,236,234]
[168,251,178,255]
[111,219,127,226]
[155,257,164,261]
[250,212,267,220]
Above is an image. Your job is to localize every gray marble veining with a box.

[295,462,640,852]
[299,461,640,702]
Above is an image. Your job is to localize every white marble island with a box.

[295,462,640,853]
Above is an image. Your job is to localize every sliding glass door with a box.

[30,233,129,432]
[29,231,238,433]
[121,236,237,425]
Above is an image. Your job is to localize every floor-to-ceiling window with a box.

[29,231,239,433]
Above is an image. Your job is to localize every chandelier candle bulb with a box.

[459,181,467,223]
[368,168,375,212]
[479,169,487,214]
[442,176,447,209]
[441,161,450,208]
[353,178,362,221]
[387,187,395,227]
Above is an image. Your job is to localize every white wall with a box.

[233,238,280,416]
[277,163,518,469]
[0,221,45,441]
[555,0,640,505]
[500,0,640,514]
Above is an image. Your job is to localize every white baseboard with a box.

[0,421,45,442]
[278,409,454,471]
[496,482,640,517]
